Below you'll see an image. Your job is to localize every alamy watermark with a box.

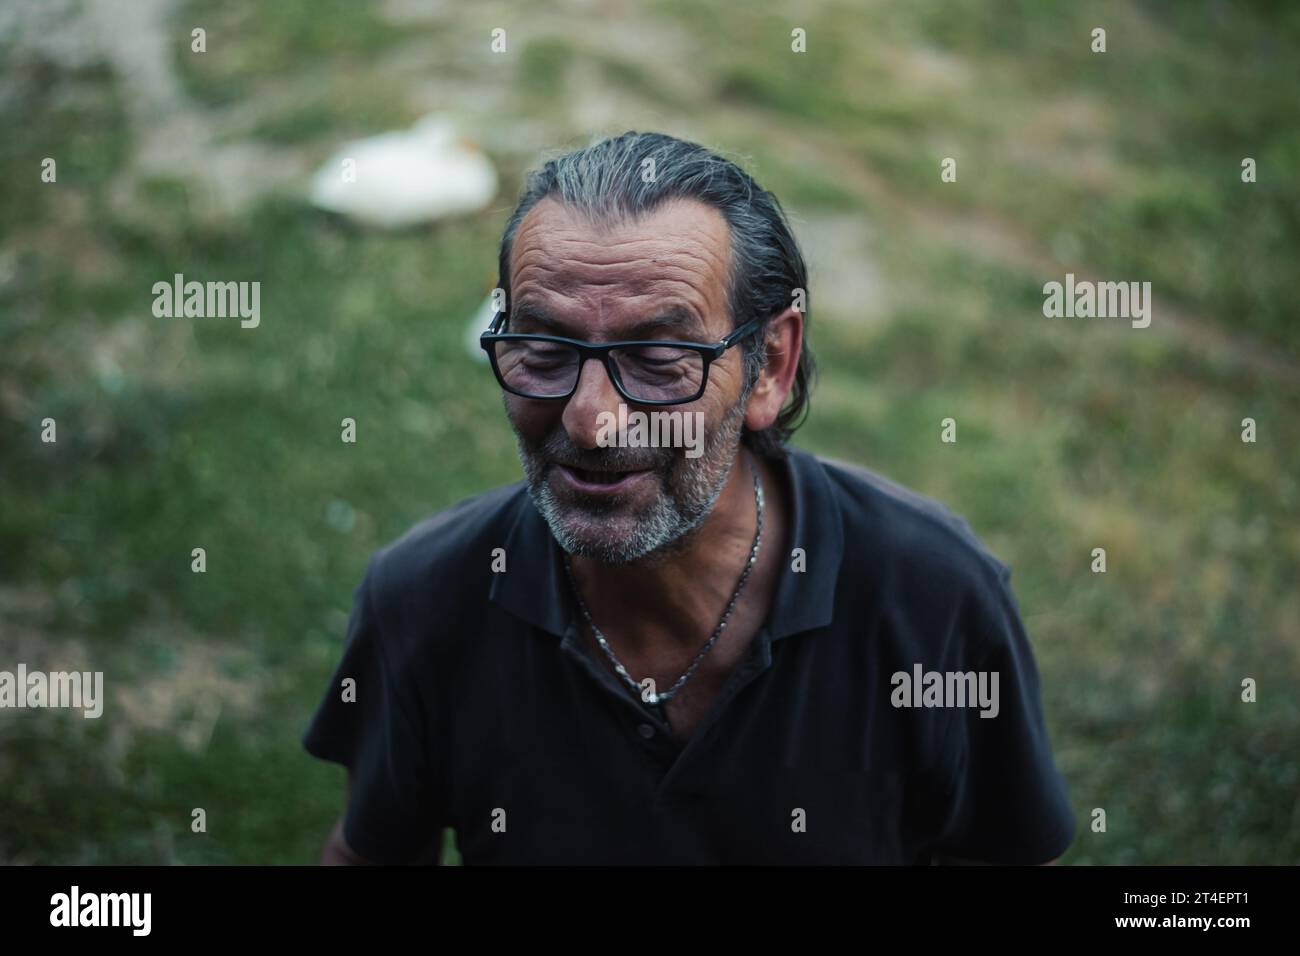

[890,664,999,718]
[50,886,150,936]
[595,403,704,459]
[1042,273,1151,329]
[0,664,103,718]
[152,273,260,328]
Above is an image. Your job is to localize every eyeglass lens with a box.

[494,339,706,402]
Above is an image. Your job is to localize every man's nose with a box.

[562,357,622,450]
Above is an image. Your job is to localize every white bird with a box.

[309,114,498,229]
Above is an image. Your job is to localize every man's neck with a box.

[568,449,789,653]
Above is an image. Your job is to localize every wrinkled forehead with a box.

[507,197,733,340]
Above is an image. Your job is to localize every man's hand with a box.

[321,816,372,865]
[320,771,373,865]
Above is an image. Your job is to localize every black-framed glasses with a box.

[480,311,764,406]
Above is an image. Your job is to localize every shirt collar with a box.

[489,445,844,642]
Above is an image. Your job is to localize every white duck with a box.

[310,114,498,229]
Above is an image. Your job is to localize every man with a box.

[302,131,1075,865]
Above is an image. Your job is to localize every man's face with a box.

[504,197,752,565]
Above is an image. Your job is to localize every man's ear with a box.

[743,306,803,434]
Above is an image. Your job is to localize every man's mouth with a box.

[554,463,654,494]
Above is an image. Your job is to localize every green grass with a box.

[1,0,1297,865]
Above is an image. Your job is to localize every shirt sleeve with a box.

[302,557,444,864]
[932,568,1076,864]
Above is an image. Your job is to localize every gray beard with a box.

[515,398,749,566]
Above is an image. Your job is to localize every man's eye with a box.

[624,347,691,366]
[524,349,571,365]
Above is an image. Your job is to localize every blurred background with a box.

[1,0,1297,865]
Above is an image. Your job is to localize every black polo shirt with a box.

[302,446,1075,865]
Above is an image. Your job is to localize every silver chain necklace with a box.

[563,460,765,726]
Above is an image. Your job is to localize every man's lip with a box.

[553,463,654,494]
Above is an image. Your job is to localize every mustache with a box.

[528,429,670,473]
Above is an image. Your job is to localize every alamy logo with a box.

[0,665,103,718]
[50,886,151,936]
[1042,273,1151,328]
[152,273,260,328]
[595,403,704,459]
[890,665,1000,718]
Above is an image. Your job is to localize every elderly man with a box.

[302,131,1075,865]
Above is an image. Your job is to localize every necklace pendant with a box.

[563,459,764,724]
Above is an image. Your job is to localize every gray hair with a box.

[496,131,815,459]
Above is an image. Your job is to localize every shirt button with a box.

[636,723,655,739]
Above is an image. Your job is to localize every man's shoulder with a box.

[797,449,1025,665]
[805,449,1011,593]
[366,479,529,603]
